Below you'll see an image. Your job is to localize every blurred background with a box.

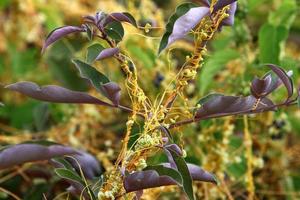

[0,0,299,199]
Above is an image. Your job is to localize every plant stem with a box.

[243,115,255,200]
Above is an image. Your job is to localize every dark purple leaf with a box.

[70,151,101,179]
[212,0,237,13]
[164,144,183,169]
[159,126,174,142]
[5,81,111,106]
[266,64,293,101]
[165,144,183,156]
[103,12,137,27]
[163,163,217,184]
[0,143,78,169]
[124,163,216,193]
[195,94,276,119]
[185,163,216,183]
[42,26,84,53]
[144,165,183,185]
[250,75,272,98]
[220,2,237,26]
[167,7,210,50]
[261,70,293,96]
[101,82,121,106]
[95,47,119,61]
[124,170,177,193]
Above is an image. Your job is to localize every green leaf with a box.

[122,12,138,27]
[33,103,49,131]
[158,3,197,54]
[46,40,88,91]
[55,168,85,185]
[105,21,124,42]
[169,150,195,200]
[144,165,183,185]
[72,59,110,93]
[268,0,297,29]
[86,25,94,41]
[198,49,239,95]
[86,43,105,63]
[0,0,10,9]
[7,45,39,77]
[52,157,74,170]
[127,43,155,69]
[258,24,288,64]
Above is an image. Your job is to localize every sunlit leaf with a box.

[95,48,119,61]
[158,3,198,54]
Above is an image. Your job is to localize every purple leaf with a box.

[165,144,183,157]
[164,144,183,169]
[42,26,84,53]
[212,0,237,13]
[124,163,216,193]
[250,75,272,98]
[163,163,217,184]
[101,82,121,106]
[124,170,178,193]
[63,151,102,180]
[0,143,78,170]
[158,3,197,54]
[5,81,111,106]
[266,64,293,101]
[167,7,210,49]
[220,2,237,26]
[159,126,174,142]
[185,163,216,183]
[95,47,119,61]
[103,12,137,27]
[195,94,276,119]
